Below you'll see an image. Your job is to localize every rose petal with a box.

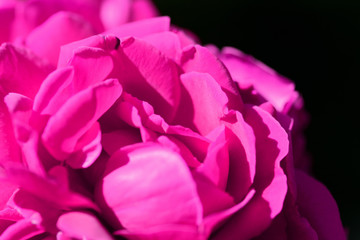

[192,172,235,217]
[180,44,243,111]
[0,219,44,240]
[100,0,132,29]
[0,43,52,99]
[219,47,298,112]
[196,125,229,189]
[115,224,201,240]
[25,11,96,66]
[0,6,14,44]
[58,34,119,68]
[130,0,159,21]
[103,16,170,39]
[0,97,21,165]
[33,67,74,115]
[142,31,182,62]
[174,72,228,135]
[221,110,256,202]
[102,128,141,156]
[295,170,346,240]
[57,211,113,240]
[112,37,180,121]
[42,78,122,161]
[95,143,203,231]
[69,47,114,92]
[213,106,289,239]
[2,166,97,211]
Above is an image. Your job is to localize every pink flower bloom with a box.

[0,1,346,239]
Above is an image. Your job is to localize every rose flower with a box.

[0,0,346,239]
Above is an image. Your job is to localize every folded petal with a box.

[221,110,256,202]
[0,218,44,240]
[33,67,74,115]
[0,43,53,99]
[180,45,243,111]
[196,125,229,189]
[174,72,228,135]
[213,106,289,239]
[113,37,180,121]
[57,211,113,240]
[219,47,298,112]
[95,143,203,231]
[25,11,96,66]
[58,34,120,68]
[42,78,122,161]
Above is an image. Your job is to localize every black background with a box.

[153,0,360,239]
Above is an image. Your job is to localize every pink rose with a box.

[0,1,346,239]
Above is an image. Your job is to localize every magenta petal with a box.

[196,126,229,189]
[0,98,21,165]
[175,72,228,135]
[57,211,112,240]
[33,67,74,115]
[103,16,170,38]
[115,224,201,240]
[3,166,97,211]
[66,122,102,169]
[102,129,141,156]
[0,6,14,44]
[0,43,52,99]
[130,0,159,21]
[180,45,243,110]
[100,0,132,29]
[113,37,180,121]
[69,47,114,92]
[295,170,346,240]
[58,34,119,68]
[219,47,298,112]
[156,135,201,168]
[42,78,122,161]
[221,110,256,202]
[95,143,203,231]
[0,219,44,240]
[192,172,235,217]
[213,106,289,239]
[25,11,95,66]
[142,31,182,62]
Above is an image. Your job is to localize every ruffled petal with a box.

[112,37,180,121]
[25,11,96,66]
[221,110,256,202]
[180,45,243,111]
[196,126,229,189]
[0,43,53,99]
[174,72,228,135]
[213,106,289,239]
[95,143,203,232]
[57,211,113,240]
[42,78,122,162]
[219,47,298,112]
